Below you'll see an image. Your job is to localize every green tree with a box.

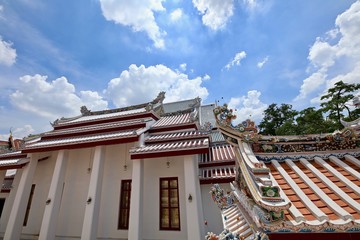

[258,103,298,135]
[320,81,360,129]
[295,107,337,134]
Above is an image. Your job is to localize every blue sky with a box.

[0,0,359,140]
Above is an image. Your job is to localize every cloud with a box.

[225,51,247,70]
[257,56,269,68]
[294,70,327,102]
[99,0,166,49]
[170,8,183,22]
[0,36,16,66]
[105,64,209,107]
[10,74,108,119]
[193,0,234,30]
[179,63,187,71]
[228,90,268,124]
[295,1,360,102]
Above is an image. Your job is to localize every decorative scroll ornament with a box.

[213,104,260,142]
[210,184,234,210]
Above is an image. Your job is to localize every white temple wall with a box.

[22,152,56,236]
[97,143,134,239]
[142,156,187,240]
[201,183,231,235]
[56,148,91,238]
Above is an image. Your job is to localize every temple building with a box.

[0,92,359,240]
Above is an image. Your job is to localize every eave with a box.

[54,111,158,130]
[23,131,139,153]
[149,122,198,133]
[42,121,146,140]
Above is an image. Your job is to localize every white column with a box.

[81,146,105,240]
[0,170,6,193]
[4,154,38,240]
[184,155,205,239]
[39,150,68,240]
[128,159,144,240]
[0,169,23,233]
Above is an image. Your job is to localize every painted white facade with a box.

[0,142,225,240]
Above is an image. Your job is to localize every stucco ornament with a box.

[213,104,260,142]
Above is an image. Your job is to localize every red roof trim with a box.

[23,136,138,153]
[0,163,26,171]
[0,153,27,160]
[43,122,146,140]
[149,123,197,133]
[130,147,208,159]
[54,112,157,130]
[198,160,235,168]
[267,232,360,240]
[199,177,235,185]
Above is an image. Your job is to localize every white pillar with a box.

[81,146,105,240]
[128,159,144,240]
[39,150,68,240]
[0,170,6,193]
[4,154,38,240]
[0,169,23,233]
[184,155,205,239]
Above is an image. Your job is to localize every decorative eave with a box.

[42,119,149,140]
[130,138,209,159]
[51,92,166,130]
[0,151,27,160]
[53,110,158,130]
[22,130,139,153]
[149,110,198,133]
[213,104,290,212]
[0,158,29,170]
[145,130,208,144]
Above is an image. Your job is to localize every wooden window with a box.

[23,184,35,226]
[118,180,131,229]
[160,177,180,231]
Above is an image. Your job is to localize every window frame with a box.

[118,179,132,230]
[159,177,181,231]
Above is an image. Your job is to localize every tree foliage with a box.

[258,103,298,135]
[258,81,359,135]
[320,81,360,129]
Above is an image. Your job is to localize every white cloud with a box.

[170,8,183,22]
[179,63,187,71]
[308,38,337,69]
[10,74,108,119]
[193,0,234,30]
[225,51,247,70]
[294,70,327,102]
[99,0,166,49]
[257,56,269,68]
[203,74,210,81]
[0,36,16,66]
[228,90,268,124]
[105,64,209,107]
[295,1,360,102]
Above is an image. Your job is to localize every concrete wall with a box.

[22,152,56,236]
[142,156,187,240]
[0,143,212,240]
[201,183,231,235]
[97,143,134,239]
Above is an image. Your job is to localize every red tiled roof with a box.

[199,144,236,168]
[23,130,139,153]
[42,119,148,140]
[130,138,209,159]
[150,113,197,132]
[199,166,236,184]
[145,131,208,144]
[267,155,360,228]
